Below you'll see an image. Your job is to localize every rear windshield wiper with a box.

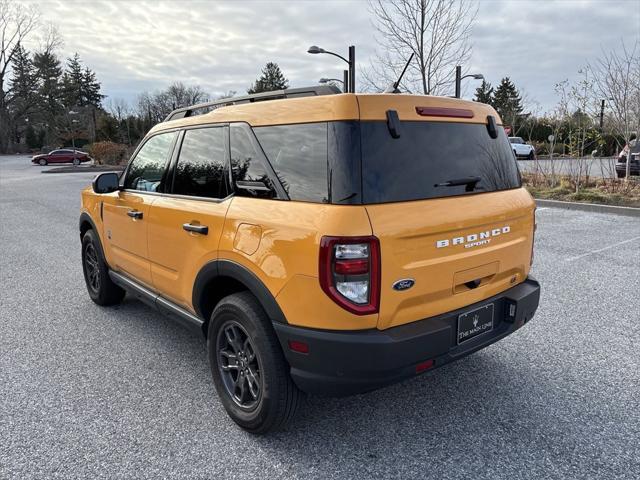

[434,176,482,192]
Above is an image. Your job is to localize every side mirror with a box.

[92,172,120,194]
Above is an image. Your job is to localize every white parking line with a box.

[565,236,640,262]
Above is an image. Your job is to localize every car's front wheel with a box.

[528,150,535,160]
[38,158,47,166]
[81,229,125,306]
[73,158,81,165]
[208,292,302,434]
[617,170,626,178]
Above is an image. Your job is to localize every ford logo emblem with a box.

[393,279,415,291]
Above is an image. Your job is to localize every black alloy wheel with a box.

[83,242,101,294]
[217,320,262,410]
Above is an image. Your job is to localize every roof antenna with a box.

[384,53,415,94]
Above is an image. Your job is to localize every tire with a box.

[39,158,47,166]
[617,170,626,179]
[73,158,81,166]
[81,229,125,306]
[513,150,517,158]
[208,292,301,434]
[528,151,535,160]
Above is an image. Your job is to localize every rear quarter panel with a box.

[218,197,378,330]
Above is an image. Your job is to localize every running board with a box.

[108,270,204,334]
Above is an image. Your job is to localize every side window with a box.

[230,123,277,199]
[254,123,328,203]
[124,132,177,192]
[172,127,229,199]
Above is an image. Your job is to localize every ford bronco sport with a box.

[80,86,540,434]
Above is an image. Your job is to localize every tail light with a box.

[319,236,380,315]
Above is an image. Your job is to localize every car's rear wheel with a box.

[39,158,47,166]
[208,292,302,434]
[81,229,125,306]
[617,170,626,178]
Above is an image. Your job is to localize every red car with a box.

[32,149,91,166]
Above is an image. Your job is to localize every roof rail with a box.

[163,85,341,122]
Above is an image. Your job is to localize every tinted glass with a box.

[124,132,177,192]
[172,127,229,199]
[328,121,361,204]
[361,121,520,203]
[254,123,328,203]
[230,123,276,199]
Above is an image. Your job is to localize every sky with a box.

[23,0,640,113]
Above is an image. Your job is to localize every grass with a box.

[522,173,640,208]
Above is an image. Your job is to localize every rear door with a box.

[360,120,535,329]
[102,131,178,286]
[147,126,232,309]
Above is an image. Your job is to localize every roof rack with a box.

[163,85,341,122]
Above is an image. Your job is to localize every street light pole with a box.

[599,99,605,130]
[348,46,355,93]
[455,65,462,99]
[343,70,349,92]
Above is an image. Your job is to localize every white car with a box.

[509,137,536,160]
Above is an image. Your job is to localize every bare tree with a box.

[363,0,477,95]
[106,97,132,145]
[136,82,209,126]
[589,40,640,181]
[0,0,39,152]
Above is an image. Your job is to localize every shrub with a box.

[87,141,128,165]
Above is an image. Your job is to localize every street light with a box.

[454,65,484,98]
[308,45,355,93]
[319,77,345,91]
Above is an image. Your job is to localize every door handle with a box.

[127,210,143,219]
[183,223,208,235]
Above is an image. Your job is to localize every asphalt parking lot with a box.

[1,155,639,479]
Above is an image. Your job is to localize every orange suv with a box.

[80,86,540,433]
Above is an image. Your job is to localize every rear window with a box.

[361,121,520,203]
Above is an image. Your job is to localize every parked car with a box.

[616,139,639,178]
[80,86,540,433]
[509,137,536,159]
[32,149,91,166]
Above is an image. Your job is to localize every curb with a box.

[535,198,640,217]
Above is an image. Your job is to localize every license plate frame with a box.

[457,303,495,345]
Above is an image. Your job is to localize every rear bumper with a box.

[274,277,540,396]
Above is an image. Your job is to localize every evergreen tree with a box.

[492,77,523,123]
[62,53,85,107]
[33,50,64,118]
[9,44,37,100]
[247,62,288,94]
[25,124,39,148]
[8,44,38,118]
[82,67,102,107]
[7,44,39,147]
[473,80,494,105]
[62,53,102,108]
